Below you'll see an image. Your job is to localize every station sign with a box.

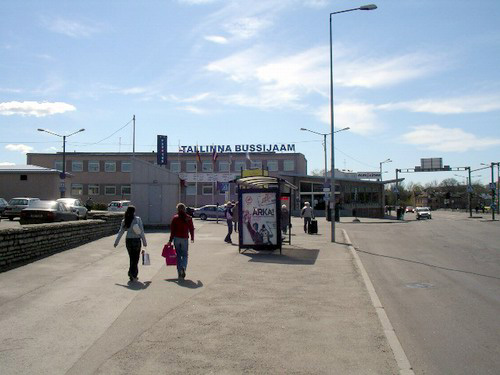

[357,172,381,179]
[157,135,168,165]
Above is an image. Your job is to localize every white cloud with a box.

[224,17,272,39]
[401,125,500,152]
[379,95,500,114]
[314,102,379,135]
[0,162,16,166]
[178,0,218,4]
[120,87,150,95]
[167,92,212,103]
[43,17,101,38]
[335,52,441,88]
[204,35,228,44]
[5,144,34,154]
[0,101,76,117]
[177,105,206,114]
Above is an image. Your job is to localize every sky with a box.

[1,0,499,187]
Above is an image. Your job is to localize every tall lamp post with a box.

[379,158,391,213]
[481,162,499,220]
[329,3,377,242]
[37,128,85,198]
[301,127,349,218]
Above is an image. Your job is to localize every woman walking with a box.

[114,206,147,281]
[168,203,195,279]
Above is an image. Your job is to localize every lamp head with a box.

[359,4,377,10]
[79,128,85,132]
[300,128,307,131]
[37,128,44,132]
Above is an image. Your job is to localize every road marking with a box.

[342,229,415,375]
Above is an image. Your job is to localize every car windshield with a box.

[9,199,28,205]
[58,199,76,205]
[31,201,58,209]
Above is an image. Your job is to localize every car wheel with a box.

[200,213,207,220]
[8,217,13,221]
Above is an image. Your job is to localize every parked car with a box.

[57,198,88,219]
[4,197,41,221]
[20,200,78,224]
[416,207,432,220]
[0,198,8,216]
[186,206,195,216]
[405,206,415,213]
[107,200,132,212]
[192,205,225,220]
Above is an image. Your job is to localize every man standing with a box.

[224,201,234,243]
[301,202,314,233]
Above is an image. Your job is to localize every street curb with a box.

[341,229,415,375]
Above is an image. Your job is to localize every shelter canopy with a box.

[234,176,297,190]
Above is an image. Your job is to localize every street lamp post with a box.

[37,128,85,198]
[379,158,391,213]
[329,3,377,242]
[301,127,349,218]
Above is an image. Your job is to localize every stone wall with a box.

[0,213,123,272]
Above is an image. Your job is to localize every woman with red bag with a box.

[168,203,194,279]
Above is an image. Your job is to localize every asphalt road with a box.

[341,211,500,375]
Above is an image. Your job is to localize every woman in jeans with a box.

[168,203,195,279]
[114,206,147,281]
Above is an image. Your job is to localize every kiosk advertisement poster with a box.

[240,189,279,248]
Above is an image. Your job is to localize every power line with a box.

[78,118,134,147]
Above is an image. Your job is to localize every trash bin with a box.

[396,208,401,220]
[335,204,340,222]
[327,207,332,222]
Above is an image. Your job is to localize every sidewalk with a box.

[0,217,399,374]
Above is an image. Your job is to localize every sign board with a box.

[179,144,296,153]
[241,169,269,178]
[467,185,474,193]
[179,172,239,183]
[240,189,279,249]
[392,186,399,194]
[156,135,168,165]
[357,172,381,179]
[323,187,330,192]
[490,183,496,191]
[421,158,443,170]
[59,172,66,179]
[217,182,230,193]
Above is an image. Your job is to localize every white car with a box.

[57,198,88,219]
[416,207,432,220]
[107,200,131,212]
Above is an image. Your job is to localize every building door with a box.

[148,185,162,223]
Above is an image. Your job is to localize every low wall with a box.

[0,212,123,272]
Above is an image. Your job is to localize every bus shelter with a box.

[234,176,297,254]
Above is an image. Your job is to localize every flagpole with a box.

[195,143,199,208]
[178,140,181,203]
[212,144,215,205]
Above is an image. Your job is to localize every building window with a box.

[234,161,246,172]
[121,185,131,196]
[121,161,131,172]
[105,161,116,172]
[88,184,100,195]
[202,161,213,172]
[250,160,262,169]
[88,161,100,172]
[20,175,28,181]
[54,161,63,171]
[105,186,116,195]
[71,184,83,196]
[72,161,83,172]
[267,160,278,172]
[284,160,295,171]
[202,184,213,195]
[186,161,197,172]
[186,183,196,196]
[170,162,180,173]
[218,161,229,172]
[300,182,312,192]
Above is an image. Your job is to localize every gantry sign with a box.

[394,158,474,218]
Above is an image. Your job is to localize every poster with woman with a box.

[240,189,279,248]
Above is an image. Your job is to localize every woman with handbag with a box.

[168,203,195,279]
[114,205,147,281]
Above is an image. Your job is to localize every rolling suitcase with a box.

[308,219,318,234]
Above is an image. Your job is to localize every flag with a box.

[196,147,201,164]
[246,151,251,161]
[212,148,218,163]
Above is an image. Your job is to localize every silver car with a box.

[107,200,131,212]
[416,207,432,220]
[192,205,225,220]
[57,198,88,219]
[0,198,8,217]
[4,197,41,221]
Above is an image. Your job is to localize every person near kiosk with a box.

[301,202,314,233]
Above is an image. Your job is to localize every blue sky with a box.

[1,0,499,186]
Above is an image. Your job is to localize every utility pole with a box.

[467,167,472,218]
[491,162,497,220]
[132,115,136,157]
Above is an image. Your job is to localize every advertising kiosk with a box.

[235,172,297,254]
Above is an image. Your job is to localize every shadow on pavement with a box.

[355,248,500,281]
[242,247,319,265]
[115,280,152,290]
[165,279,204,289]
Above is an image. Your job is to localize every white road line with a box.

[342,229,415,375]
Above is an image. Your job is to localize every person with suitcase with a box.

[168,203,195,280]
[301,202,314,234]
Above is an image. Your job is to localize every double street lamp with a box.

[37,128,85,197]
[329,3,377,242]
[300,127,350,217]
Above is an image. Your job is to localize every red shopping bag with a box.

[162,244,177,266]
